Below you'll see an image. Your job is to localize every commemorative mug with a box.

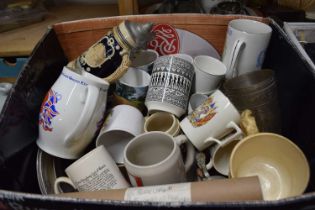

[124,131,195,187]
[37,66,109,159]
[145,54,195,117]
[222,19,272,79]
[54,146,129,193]
[188,93,208,114]
[180,90,243,151]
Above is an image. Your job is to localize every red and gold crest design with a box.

[188,97,217,127]
[148,24,180,56]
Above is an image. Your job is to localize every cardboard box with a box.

[1,14,315,209]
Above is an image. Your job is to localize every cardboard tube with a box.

[56,176,263,202]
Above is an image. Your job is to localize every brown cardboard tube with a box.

[56,176,263,202]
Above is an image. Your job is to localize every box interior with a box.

[1,14,315,208]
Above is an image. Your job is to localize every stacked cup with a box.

[222,69,281,133]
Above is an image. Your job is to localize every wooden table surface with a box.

[0,3,119,57]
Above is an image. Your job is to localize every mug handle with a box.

[64,85,100,145]
[54,177,76,194]
[226,40,245,78]
[204,121,243,169]
[174,134,195,173]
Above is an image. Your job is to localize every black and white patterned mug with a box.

[145,54,195,117]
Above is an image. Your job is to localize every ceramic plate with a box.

[36,149,74,195]
[148,24,220,59]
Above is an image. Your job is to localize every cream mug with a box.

[144,112,180,136]
[229,133,310,200]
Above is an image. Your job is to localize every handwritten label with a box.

[124,183,191,202]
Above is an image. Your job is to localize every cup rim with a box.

[124,131,177,169]
[65,145,105,173]
[63,66,109,88]
[194,55,227,76]
[144,112,178,134]
[215,89,241,118]
[131,49,159,68]
[157,54,194,66]
[229,19,272,35]
[118,67,151,88]
[223,69,275,93]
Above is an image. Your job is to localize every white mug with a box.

[54,146,129,193]
[188,93,208,114]
[123,131,195,187]
[37,66,109,159]
[206,139,240,176]
[180,90,243,151]
[145,54,195,118]
[130,49,159,73]
[96,104,144,164]
[222,19,272,79]
[193,55,226,94]
[144,112,180,136]
[114,67,151,111]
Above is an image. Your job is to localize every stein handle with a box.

[226,40,245,79]
[54,177,76,194]
[65,85,99,145]
[174,134,195,173]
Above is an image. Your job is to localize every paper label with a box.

[124,183,191,202]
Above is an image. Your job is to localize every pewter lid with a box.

[124,20,154,49]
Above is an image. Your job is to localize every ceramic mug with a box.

[95,104,144,164]
[37,66,109,159]
[222,19,272,79]
[145,54,195,117]
[188,93,208,114]
[229,133,310,200]
[114,68,151,111]
[130,49,159,74]
[193,55,226,94]
[206,139,240,176]
[54,146,129,193]
[180,89,243,151]
[144,112,180,136]
[124,131,195,187]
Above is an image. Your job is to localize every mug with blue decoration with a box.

[36,66,109,159]
[222,19,272,79]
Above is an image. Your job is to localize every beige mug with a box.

[144,112,180,136]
